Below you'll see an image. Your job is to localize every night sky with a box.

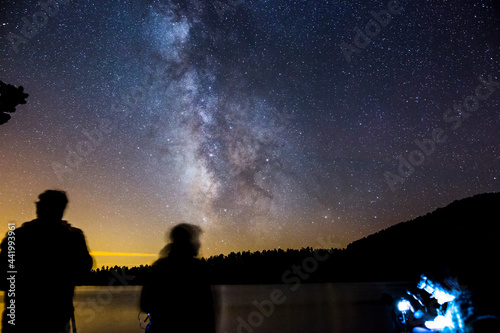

[1,0,499,267]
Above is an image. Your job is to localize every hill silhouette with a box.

[341,192,500,284]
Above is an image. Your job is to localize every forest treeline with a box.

[82,192,500,286]
[82,247,342,286]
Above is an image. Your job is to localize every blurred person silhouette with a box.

[0,190,93,333]
[140,223,216,333]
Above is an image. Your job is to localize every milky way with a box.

[139,1,313,232]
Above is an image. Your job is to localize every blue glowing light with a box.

[418,275,456,305]
[414,309,424,319]
[397,298,413,312]
[416,275,465,332]
[425,315,454,330]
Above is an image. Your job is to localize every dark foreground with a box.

[0,282,412,333]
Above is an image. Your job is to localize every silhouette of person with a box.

[140,223,216,333]
[0,190,93,333]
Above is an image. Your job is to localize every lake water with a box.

[0,282,412,332]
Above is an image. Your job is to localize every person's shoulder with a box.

[147,257,171,277]
[152,257,170,268]
[15,219,39,233]
[62,221,85,235]
[18,219,38,228]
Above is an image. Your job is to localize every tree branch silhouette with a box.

[0,80,29,125]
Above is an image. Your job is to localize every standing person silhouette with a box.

[0,190,93,333]
[140,223,216,333]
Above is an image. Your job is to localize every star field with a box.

[1,0,499,267]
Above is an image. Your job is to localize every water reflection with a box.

[0,282,411,333]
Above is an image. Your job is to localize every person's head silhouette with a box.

[167,223,202,258]
[35,190,68,221]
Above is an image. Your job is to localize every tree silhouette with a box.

[0,80,29,125]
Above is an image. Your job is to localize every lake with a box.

[0,282,412,332]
